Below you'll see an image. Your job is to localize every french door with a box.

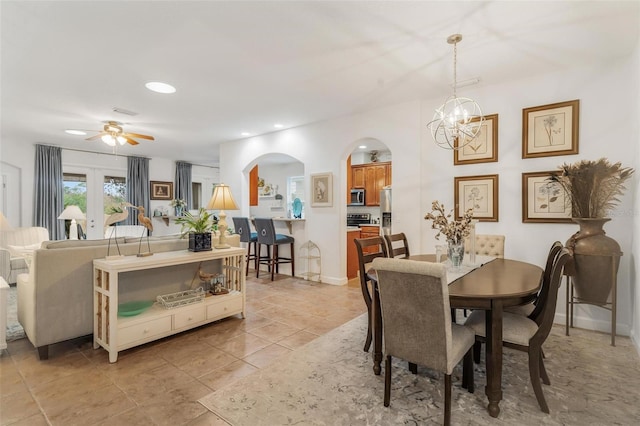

[63,166,126,240]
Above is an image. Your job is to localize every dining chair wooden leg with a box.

[444,373,452,426]
[539,353,550,385]
[473,340,482,364]
[290,242,295,276]
[384,356,392,407]
[408,362,417,374]
[361,281,373,352]
[462,348,474,393]
[529,346,549,413]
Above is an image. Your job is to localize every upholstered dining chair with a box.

[384,232,410,259]
[354,236,388,352]
[464,234,505,258]
[372,257,475,425]
[464,247,572,414]
[505,241,564,317]
[254,217,295,281]
[232,217,258,276]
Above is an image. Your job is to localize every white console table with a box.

[93,248,245,362]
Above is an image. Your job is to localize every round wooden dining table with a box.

[370,255,543,418]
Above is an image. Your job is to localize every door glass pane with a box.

[104,176,126,213]
[63,173,87,237]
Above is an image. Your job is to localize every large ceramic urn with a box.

[566,218,622,306]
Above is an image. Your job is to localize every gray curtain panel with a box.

[34,144,65,240]
[175,161,193,208]
[126,156,150,226]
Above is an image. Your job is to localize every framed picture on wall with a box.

[454,114,499,165]
[454,174,499,222]
[522,99,579,158]
[522,171,572,223]
[150,181,173,200]
[310,172,333,207]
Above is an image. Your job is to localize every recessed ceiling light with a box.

[359,145,367,149]
[65,129,87,136]
[273,123,284,129]
[241,132,252,137]
[145,81,176,94]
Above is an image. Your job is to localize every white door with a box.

[63,166,127,240]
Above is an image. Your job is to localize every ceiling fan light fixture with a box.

[428,34,484,150]
[117,136,127,145]
[101,134,116,146]
[145,81,176,94]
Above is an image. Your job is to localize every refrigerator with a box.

[380,186,392,235]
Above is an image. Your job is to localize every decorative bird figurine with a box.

[135,206,154,256]
[105,202,135,258]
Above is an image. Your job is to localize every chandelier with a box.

[428,34,484,150]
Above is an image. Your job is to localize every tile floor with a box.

[1,273,366,426]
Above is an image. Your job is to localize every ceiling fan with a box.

[86,121,154,146]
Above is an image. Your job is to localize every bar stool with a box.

[254,217,294,281]
[232,217,258,276]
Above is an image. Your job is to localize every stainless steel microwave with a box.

[349,188,365,206]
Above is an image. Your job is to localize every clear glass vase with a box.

[447,240,464,270]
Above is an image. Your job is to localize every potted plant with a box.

[174,207,217,252]
[550,158,634,305]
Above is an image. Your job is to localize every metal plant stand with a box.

[565,254,619,346]
[299,241,321,283]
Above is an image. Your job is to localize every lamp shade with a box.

[0,212,13,231]
[58,205,86,220]
[207,184,239,211]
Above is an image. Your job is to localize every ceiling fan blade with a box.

[124,132,154,141]
[123,137,140,146]
[85,133,105,141]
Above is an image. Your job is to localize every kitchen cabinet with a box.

[359,225,381,254]
[350,162,391,206]
[347,229,361,279]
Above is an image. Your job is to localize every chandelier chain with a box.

[452,40,457,98]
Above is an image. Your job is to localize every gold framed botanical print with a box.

[454,114,498,165]
[522,171,572,223]
[522,99,579,158]
[454,174,499,222]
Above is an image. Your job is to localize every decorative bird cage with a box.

[299,241,321,283]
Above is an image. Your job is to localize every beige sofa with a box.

[0,227,49,284]
[17,234,239,359]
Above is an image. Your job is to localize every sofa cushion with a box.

[41,238,125,249]
[7,243,41,257]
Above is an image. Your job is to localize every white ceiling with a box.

[2,1,638,165]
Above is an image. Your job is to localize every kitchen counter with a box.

[347,226,361,232]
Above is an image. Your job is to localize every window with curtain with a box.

[175,161,192,209]
[34,145,65,239]
[126,156,149,226]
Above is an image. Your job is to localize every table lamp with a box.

[0,212,13,231]
[207,184,239,249]
[58,205,85,240]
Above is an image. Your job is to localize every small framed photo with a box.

[454,174,498,222]
[522,171,572,223]
[310,173,333,207]
[454,114,499,165]
[522,99,579,158]
[150,181,173,200]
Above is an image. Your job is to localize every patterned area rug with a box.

[199,314,640,425]
[6,285,25,341]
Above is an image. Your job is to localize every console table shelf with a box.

[93,248,245,362]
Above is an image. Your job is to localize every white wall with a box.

[631,36,640,352]
[221,57,639,341]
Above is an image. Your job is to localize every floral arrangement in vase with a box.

[424,201,474,244]
[424,201,474,267]
[169,199,187,216]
